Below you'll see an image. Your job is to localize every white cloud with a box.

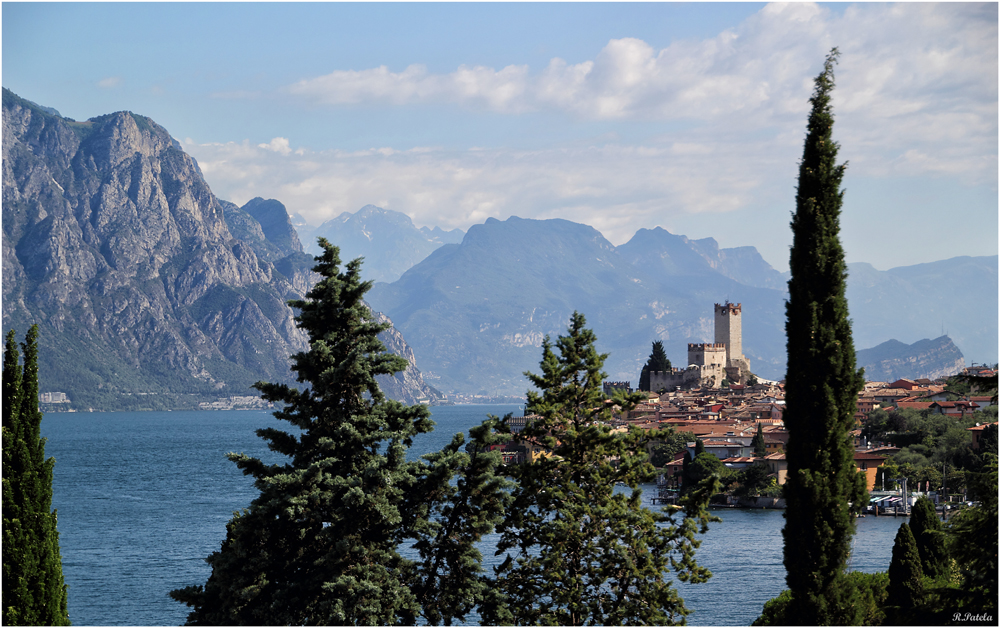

[278,2,995,186]
[258,137,293,155]
[184,125,794,249]
[183,2,995,268]
[97,76,121,89]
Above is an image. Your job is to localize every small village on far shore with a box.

[493,303,998,516]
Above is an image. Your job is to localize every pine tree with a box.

[639,340,672,391]
[2,326,70,626]
[752,423,766,458]
[886,523,923,623]
[909,496,948,579]
[781,49,868,625]
[408,417,512,625]
[483,312,718,625]
[171,240,505,625]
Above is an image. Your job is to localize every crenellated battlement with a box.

[715,302,742,315]
[688,343,726,350]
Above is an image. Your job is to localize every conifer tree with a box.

[483,312,718,625]
[2,326,70,626]
[171,240,505,625]
[886,523,923,623]
[909,496,948,579]
[639,340,671,391]
[752,423,766,458]
[781,49,868,625]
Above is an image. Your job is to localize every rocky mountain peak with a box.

[2,89,439,410]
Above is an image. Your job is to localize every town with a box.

[494,303,998,514]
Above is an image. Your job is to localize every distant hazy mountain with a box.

[367,215,995,395]
[857,336,966,382]
[300,205,464,283]
[617,227,786,290]
[240,197,304,258]
[846,256,998,368]
[368,216,789,394]
[1,89,439,409]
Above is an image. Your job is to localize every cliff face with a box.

[1,89,438,409]
[370,308,442,405]
[857,336,966,382]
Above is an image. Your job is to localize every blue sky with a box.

[3,2,997,272]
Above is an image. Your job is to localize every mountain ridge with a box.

[1,88,439,409]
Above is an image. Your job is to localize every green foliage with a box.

[886,523,924,623]
[649,429,696,467]
[170,241,506,625]
[483,312,718,625]
[909,496,949,579]
[945,453,998,615]
[865,405,993,498]
[752,589,792,626]
[2,327,70,626]
[750,571,889,626]
[752,422,766,458]
[754,572,889,626]
[408,417,512,625]
[638,340,671,391]
[781,49,868,625]
[683,452,728,495]
[733,463,772,498]
[848,571,890,626]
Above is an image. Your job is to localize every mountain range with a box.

[296,205,463,283]
[856,336,967,382]
[1,88,439,409]
[4,89,995,406]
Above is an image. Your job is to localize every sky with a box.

[3,2,997,272]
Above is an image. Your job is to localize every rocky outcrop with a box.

[857,336,966,382]
[371,308,442,405]
[241,197,303,258]
[1,88,438,410]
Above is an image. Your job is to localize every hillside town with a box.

[496,303,998,514]
[494,365,997,509]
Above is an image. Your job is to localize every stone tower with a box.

[715,302,751,382]
[715,302,743,364]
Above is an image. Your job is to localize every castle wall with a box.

[688,342,726,369]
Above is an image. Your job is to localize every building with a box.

[968,422,998,451]
[853,452,888,490]
[647,302,753,391]
[39,391,70,404]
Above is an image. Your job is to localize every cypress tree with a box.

[886,523,923,623]
[171,240,505,625]
[639,340,672,391]
[909,496,948,579]
[752,423,766,458]
[2,326,70,625]
[781,49,868,625]
[483,312,718,625]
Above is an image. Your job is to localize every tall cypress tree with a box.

[483,312,718,625]
[639,340,672,392]
[2,326,70,626]
[781,49,868,625]
[886,522,923,624]
[909,496,948,579]
[752,423,766,458]
[171,240,505,625]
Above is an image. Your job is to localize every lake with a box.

[42,406,908,626]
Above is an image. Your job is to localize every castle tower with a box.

[714,302,743,365]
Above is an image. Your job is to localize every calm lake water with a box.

[42,406,908,626]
